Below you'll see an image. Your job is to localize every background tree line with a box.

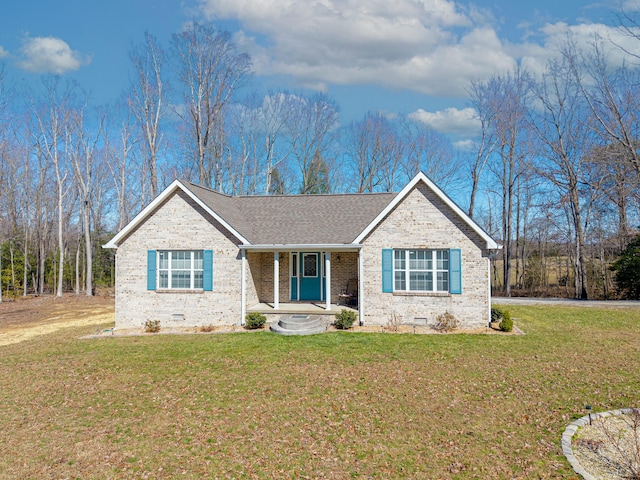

[1,16,640,300]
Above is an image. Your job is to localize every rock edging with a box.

[562,408,638,479]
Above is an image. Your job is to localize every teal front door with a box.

[299,252,322,301]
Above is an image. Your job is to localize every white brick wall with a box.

[114,183,492,330]
[115,190,247,329]
[361,183,491,329]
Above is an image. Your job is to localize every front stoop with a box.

[270,314,329,335]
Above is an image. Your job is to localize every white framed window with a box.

[393,249,449,292]
[291,253,298,278]
[302,253,318,278]
[158,250,204,289]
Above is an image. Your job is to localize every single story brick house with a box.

[104,172,499,330]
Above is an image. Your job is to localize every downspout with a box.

[241,249,246,326]
[274,251,279,310]
[487,254,491,327]
[358,249,364,326]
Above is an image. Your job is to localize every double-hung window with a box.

[158,250,204,289]
[392,250,450,293]
[383,248,461,294]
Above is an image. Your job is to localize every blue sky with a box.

[0,0,628,143]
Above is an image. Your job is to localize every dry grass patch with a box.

[0,301,639,478]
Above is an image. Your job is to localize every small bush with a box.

[144,319,160,333]
[491,306,504,323]
[198,324,215,333]
[387,312,402,332]
[334,309,357,330]
[245,312,266,330]
[492,307,513,332]
[499,312,513,332]
[433,311,459,332]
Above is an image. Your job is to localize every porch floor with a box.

[248,302,357,316]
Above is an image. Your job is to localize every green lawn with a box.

[1,305,638,479]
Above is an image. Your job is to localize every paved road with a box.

[492,297,640,307]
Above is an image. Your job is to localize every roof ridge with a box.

[178,180,397,199]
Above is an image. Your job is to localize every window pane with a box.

[193,251,203,270]
[437,250,449,270]
[193,270,203,289]
[172,251,190,270]
[303,254,317,277]
[437,271,449,292]
[159,251,169,269]
[395,271,406,291]
[394,250,405,270]
[410,271,432,291]
[172,270,191,288]
[292,254,298,277]
[159,271,168,288]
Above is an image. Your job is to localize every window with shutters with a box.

[158,250,204,289]
[393,249,449,292]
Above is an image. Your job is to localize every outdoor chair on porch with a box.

[338,278,358,307]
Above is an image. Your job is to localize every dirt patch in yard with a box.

[0,295,114,346]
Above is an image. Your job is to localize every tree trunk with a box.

[56,183,64,297]
[75,238,80,295]
[84,201,93,296]
[23,224,28,296]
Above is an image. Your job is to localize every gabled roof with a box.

[354,172,500,250]
[104,172,499,250]
[182,182,395,245]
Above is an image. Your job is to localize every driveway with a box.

[492,297,640,307]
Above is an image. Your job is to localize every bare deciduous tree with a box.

[172,23,251,190]
[128,32,167,200]
[31,76,77,297]
[347,111,403,193]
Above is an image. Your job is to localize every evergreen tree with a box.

[611,235,640,299]
[300,150,330,194]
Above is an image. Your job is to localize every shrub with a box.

[491,306,504,323]
[499,312,513,332]
[245,312,266,330]
[144,319,160,333]
[198,324,215,333]
[387,312,401,332]
[611,235,640,299]
[433,311,459,332]
[334,309,357,330]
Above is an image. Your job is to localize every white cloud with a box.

[453,139,475,151]
[515,22,640,77]
[197,0,513,96]
[0,46,8,58]
[18,36,90,74]
[196,0,640,98]
[409,107,480,137]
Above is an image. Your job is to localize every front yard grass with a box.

[0,304,639,478]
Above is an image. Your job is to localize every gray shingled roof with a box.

[182,182,396,245]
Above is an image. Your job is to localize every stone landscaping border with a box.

[562,408,638,479]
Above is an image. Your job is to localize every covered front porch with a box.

[247,302,358,316]
[240,244,363,325]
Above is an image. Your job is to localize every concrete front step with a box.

[279,314,325,330]
[270,314,328,335]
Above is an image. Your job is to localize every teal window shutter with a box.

[449,248,462,294]
[382,249,393,293]
[203,250,213,291]
[147,250,157,290]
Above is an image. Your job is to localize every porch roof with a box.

[182,182,396,245]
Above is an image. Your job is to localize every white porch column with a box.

[358,249,364,325]
[241,249,246,326]
[274,251,279,310]
[325,252,331,310]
